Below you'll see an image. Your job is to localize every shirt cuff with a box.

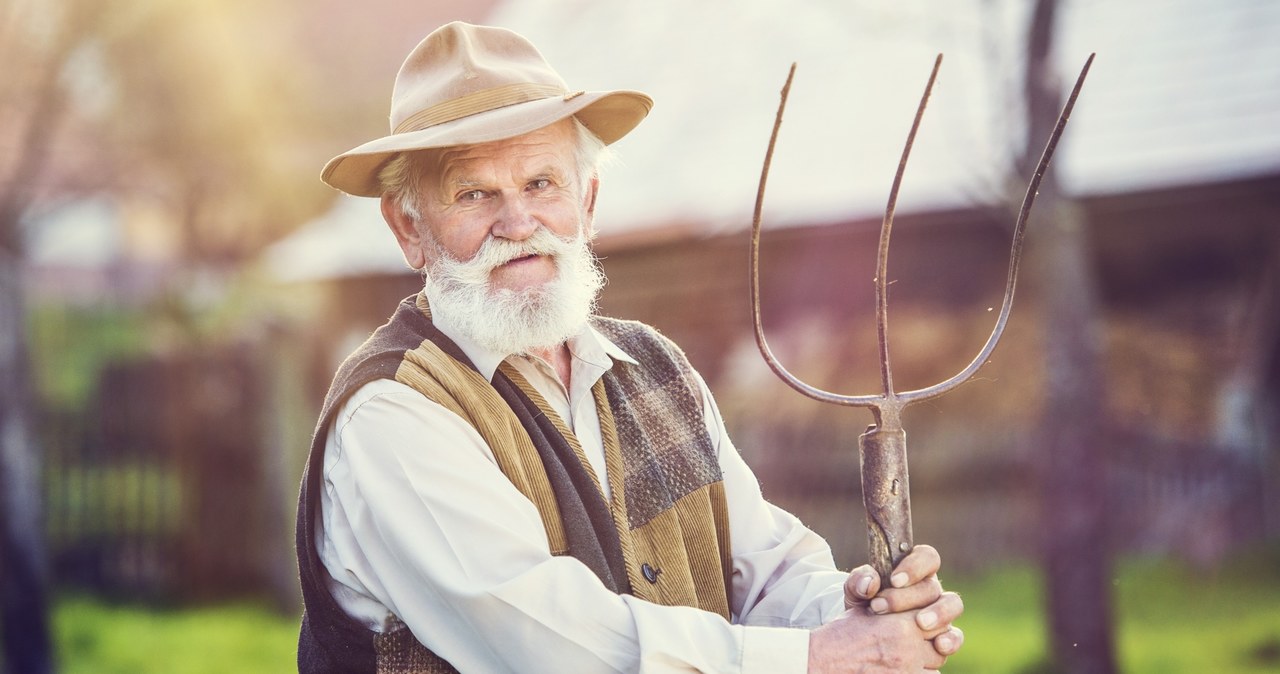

[741,625,810,674]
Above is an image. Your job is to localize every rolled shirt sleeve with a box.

[320,373,844,672]
[692,370,848,629]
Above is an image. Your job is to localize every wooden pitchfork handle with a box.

[749,53,1094,581]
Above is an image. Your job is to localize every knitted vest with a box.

[296,295,733,673]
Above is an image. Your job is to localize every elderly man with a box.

[296,21,963,674]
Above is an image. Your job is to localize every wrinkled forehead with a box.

[428,119,578,189]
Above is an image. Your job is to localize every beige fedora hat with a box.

[321,22,653,197]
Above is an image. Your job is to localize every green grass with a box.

[1110,547,1280,674]
[51,547,1280,673]
[942,564,1048,673]
[943,546,1280,673]
[54,596,298,674]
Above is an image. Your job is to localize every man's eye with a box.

[459,190,486,202]
[528,178,551,191]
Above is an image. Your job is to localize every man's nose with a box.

[490,193,540,241]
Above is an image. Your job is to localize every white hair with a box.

[377,117,609,222]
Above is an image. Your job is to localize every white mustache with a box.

[424,223,606,356]
[430,228,578,287]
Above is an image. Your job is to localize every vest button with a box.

[641,563,660,584]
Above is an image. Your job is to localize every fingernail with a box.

[891,572,908,588]
[855,575,873,596]
[917,610,937,629]
[936,633,953,653]
[870,598,888,614]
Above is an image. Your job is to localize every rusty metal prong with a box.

[750,58,946,411]
[897,52,1096,405]
[750,64,883,408]
[875,54,944,401]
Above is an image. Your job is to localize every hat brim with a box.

[321,90,652,197]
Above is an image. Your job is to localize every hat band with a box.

[392,83,567,135]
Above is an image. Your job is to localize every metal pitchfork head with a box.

[749,53,1095,581]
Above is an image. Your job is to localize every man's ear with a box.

[381,194,427,270]
[583,176,600,229]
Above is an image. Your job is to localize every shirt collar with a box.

[430,307,638,382]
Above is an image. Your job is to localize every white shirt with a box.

[318,314,848,673]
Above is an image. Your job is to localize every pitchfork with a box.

[749,54,1094,581]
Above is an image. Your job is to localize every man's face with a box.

[401,119,595,294]
[381,119,605,355]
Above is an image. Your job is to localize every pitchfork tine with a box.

[876,54,944,401]
[750,53,1096,411]
[750,64,877,407]
[898,52,1095,405]
[749,52,1094,581]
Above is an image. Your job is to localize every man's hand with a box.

[809,544,964,672]
[807,604,960,673]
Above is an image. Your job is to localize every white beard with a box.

[424,226,606,356]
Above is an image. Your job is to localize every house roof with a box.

[490,0,1280,234]
[270,0,1280,279]
[262,193,407,283]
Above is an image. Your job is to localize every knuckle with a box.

[936,626,965,655]
[912,544,939,563]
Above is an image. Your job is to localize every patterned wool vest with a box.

[296,295,733,673]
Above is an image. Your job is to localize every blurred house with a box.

[266,0,1280,571]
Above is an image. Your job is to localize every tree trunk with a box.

[0,6,78,669]
[1019,1,1118,673]
[1029,198,1117,674]
[0,225,53,674]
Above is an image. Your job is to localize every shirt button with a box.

[641,563,660,584]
